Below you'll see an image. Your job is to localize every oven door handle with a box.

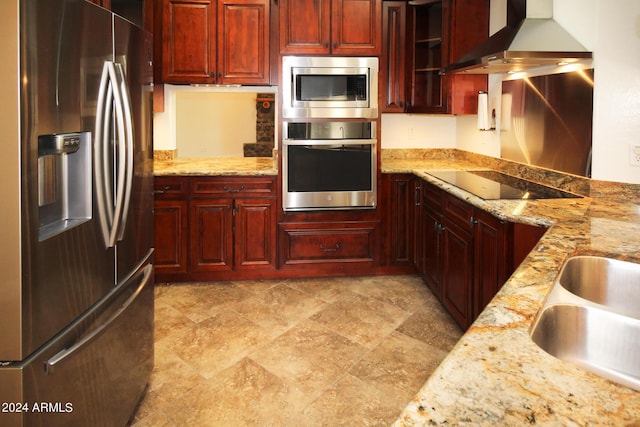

[282,138,376,146]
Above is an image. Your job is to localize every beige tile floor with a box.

[129,275,462,426]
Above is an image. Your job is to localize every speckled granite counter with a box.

[154,157,277,176]
[384,150,640,425]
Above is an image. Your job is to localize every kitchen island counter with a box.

[383,150,640,425]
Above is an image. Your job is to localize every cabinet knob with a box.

[470,217,478,227]
[325,42,329,48]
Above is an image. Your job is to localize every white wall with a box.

[153,85,278,157]
[176,92,256,158]
[589,0,640,184]
[380,114,456,149]
[381,0,640,184]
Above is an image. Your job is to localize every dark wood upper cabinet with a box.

[279,0,381,55]
[162,0,215,83]
[217,0,270,84]
[380,1,408,112]
[161,0,270,85]
[381,0,489,114]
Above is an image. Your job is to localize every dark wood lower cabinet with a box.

[384,174,418,267]
[153,174,545,311]
[473,209,511,320]
[441,218,474,328]
[154,198,188,274]
[235,198,277,269]
[417,178,546,329]
[189,199,234,272]
[419,186,443,299]
[278,221,378,268]
[154,175,276,282]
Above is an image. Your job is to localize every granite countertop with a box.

[383,153,640,425]
[154,157,278,176]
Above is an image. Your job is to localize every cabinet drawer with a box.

[154,176,189,199]
[444,192,474,231]
[422,180,443,210]
[279,222,377,266]
[191,176,276,198]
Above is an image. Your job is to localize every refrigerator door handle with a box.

[94,61,133,248]
[94,61,113,247]
[106,62,129,247]
[44,263,153,375]
[114,62,134,242]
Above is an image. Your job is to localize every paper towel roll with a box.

[477,91,489,130]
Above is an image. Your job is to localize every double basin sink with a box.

[530,256,640,391]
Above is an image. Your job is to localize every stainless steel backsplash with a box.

[501,69,594,177]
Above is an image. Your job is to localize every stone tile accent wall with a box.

[244,93,275,157]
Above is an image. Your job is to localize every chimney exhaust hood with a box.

[443,0,592,75]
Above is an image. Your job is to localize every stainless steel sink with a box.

[530,256,640,391]
[557,256,640,318]
[531,303,640,391]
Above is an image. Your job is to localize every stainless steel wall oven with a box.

[282,121,376,211]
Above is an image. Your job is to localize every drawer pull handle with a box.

[223,185,246,193]
[153,185,170,195]
[320,243,341,252]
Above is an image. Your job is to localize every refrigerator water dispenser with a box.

[37,131,92,241]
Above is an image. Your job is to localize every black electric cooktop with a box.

[425,170,582,200]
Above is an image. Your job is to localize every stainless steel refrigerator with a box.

[0,0,154,426]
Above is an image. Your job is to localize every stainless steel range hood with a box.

[443,0,592,74]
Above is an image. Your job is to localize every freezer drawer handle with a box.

[44,264,153,375]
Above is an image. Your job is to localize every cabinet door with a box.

[447,0,489,114]
[235,198,276,270]
[387,174,416,266]
[331,0,381,55]
[380,1,407,112]
[218,0,270,84]
[279,0,331,54]
[154,199,189,274]
[189,199,234,272]
[441,219,474,329]
[473,209,511,320]
[407,0,488,114]
[163,0,217,83]
[407,0,445,113]
[419,181,444,296]
[420,204,442,297]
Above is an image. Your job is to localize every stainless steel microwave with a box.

[282,56,378,119]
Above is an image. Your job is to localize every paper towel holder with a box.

[477,91,496,131]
